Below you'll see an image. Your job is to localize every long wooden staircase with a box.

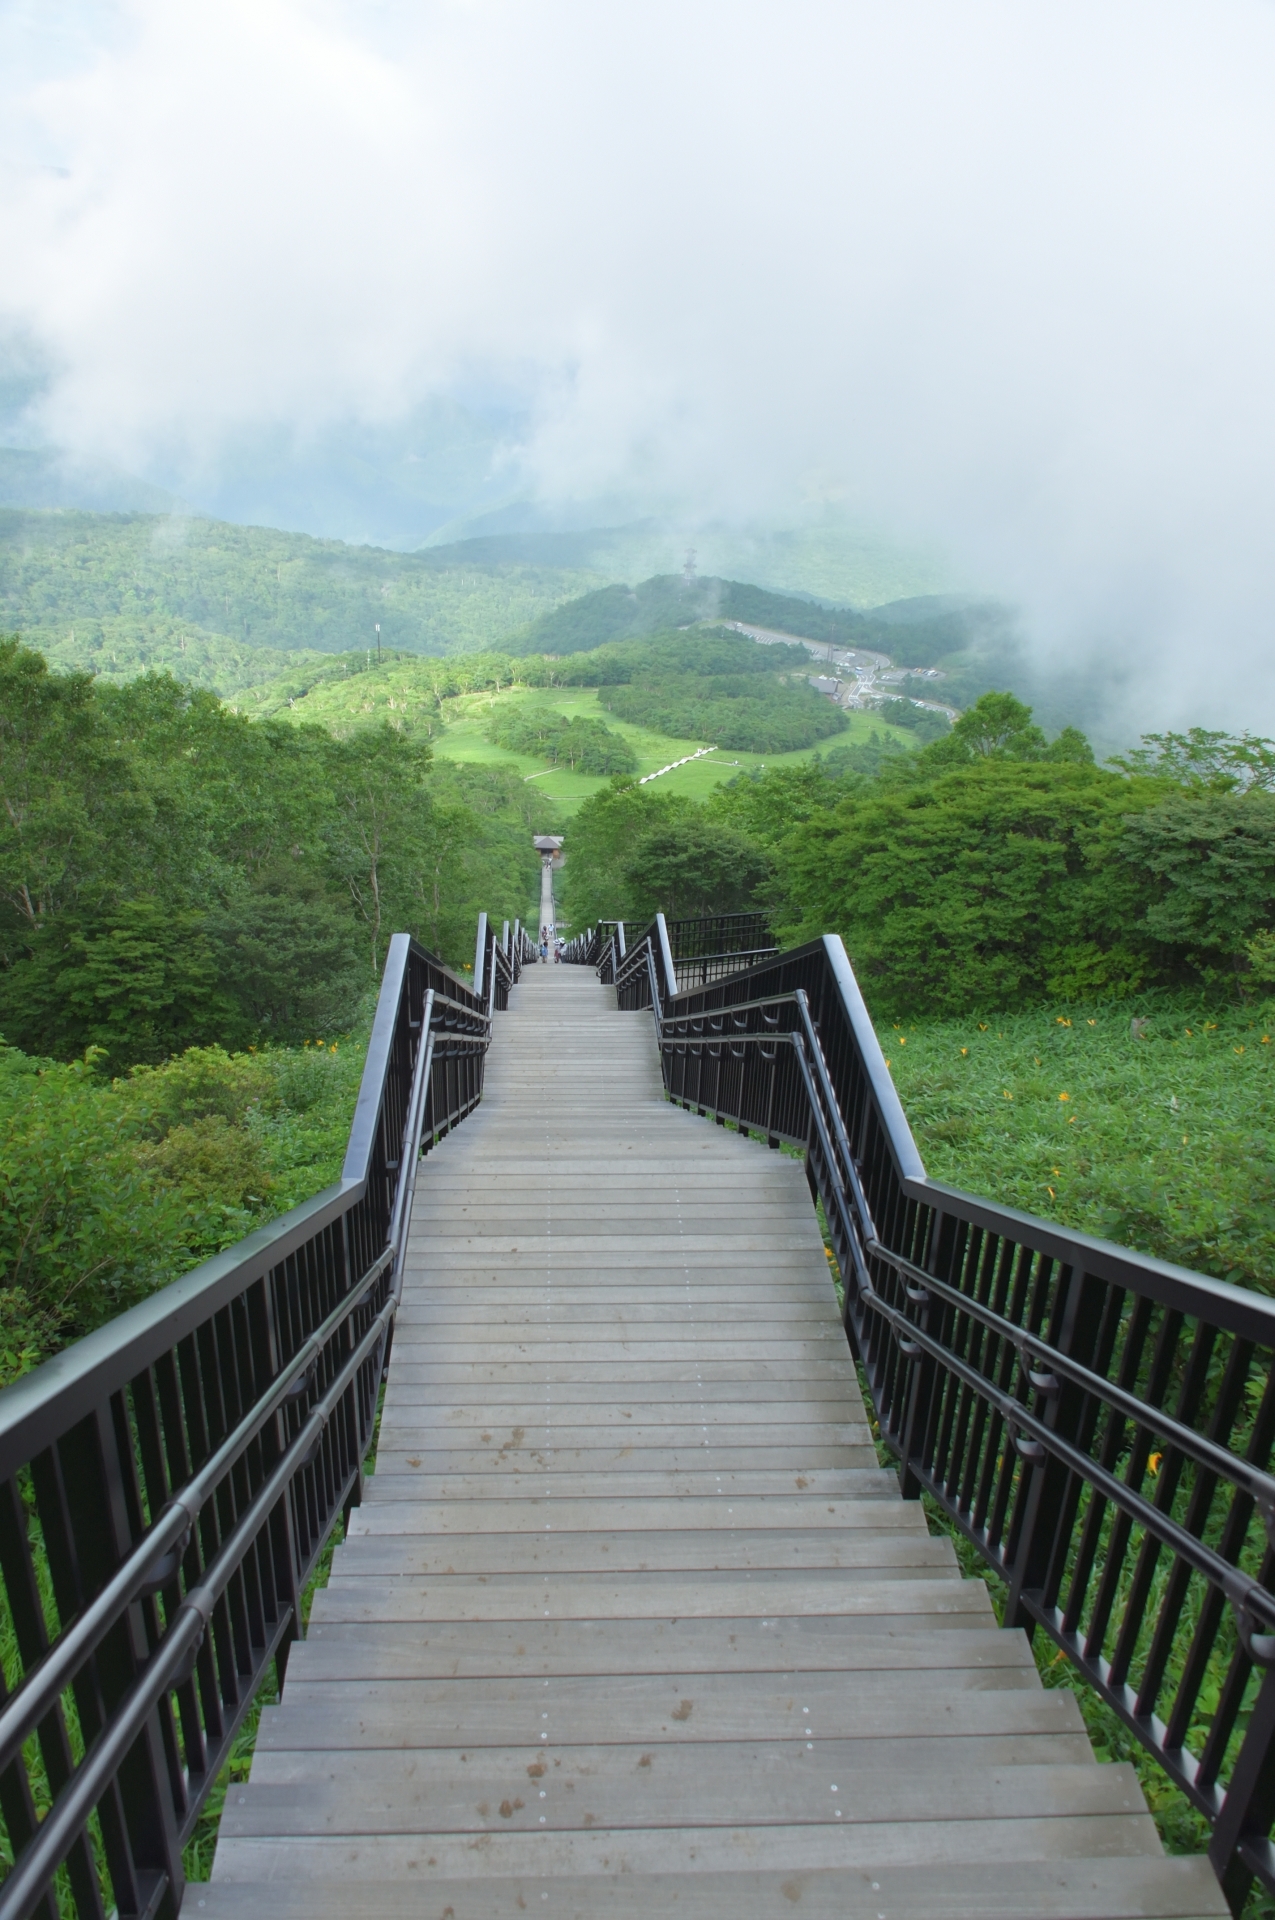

[201,963,1224,1919]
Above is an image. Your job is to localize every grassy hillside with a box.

[250,648,913,812]
[0,508,606,690]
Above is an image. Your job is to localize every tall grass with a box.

[886,989,1275,1294]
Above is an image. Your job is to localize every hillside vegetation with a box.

[0,508,606,687]
[507,569,1009,667]
[889,996,1275,1297]
[245,627,849,753]
[0,637,550,1070]
[0,1035,363,1381]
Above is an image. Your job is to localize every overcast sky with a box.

[3,1,1275,725]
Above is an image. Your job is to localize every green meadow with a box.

[889,994,1275,1296]
[257,660,916,812]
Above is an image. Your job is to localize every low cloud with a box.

[4,0,1275,728]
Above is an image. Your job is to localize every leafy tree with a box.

[705,759,850,850]
[779,760,1164,1016]
[625,819,771,921]
[559,779,693,929]
[0,639,142,938]
[1112,728,1275,792]
[487,705,637,774]
[919,690,1047,763]
[206,889,365,1040]
[323,725,435,974]
[1122,790,1275,980]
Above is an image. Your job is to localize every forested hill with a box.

[0,508,608,692]
[0,505,1016,695]
[509,573,1012,668]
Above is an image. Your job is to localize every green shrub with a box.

[0,1032,365,1382]
[486,705,636,774]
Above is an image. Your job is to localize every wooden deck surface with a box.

[204,964,1225,1919]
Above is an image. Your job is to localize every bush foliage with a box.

[0,1034,363,1384]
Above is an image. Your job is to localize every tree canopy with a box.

[0,638,547,1064]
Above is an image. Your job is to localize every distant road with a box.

[726,621,960,721]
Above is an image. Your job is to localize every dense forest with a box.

[0,508,605,687]
[0,636,546,1064]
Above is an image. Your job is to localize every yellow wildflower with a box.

[1059,1091,1071,1102]
[1147,1452,1163,1477]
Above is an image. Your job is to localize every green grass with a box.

[882,990,1275,1294]
[247,653,919,815]
[432,687,915,814]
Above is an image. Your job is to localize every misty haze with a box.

[6,10,1275,1920]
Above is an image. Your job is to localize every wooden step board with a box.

[206,964,1225,1919]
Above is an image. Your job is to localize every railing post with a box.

[897,1207,956,1499]
[473,912,488,1001]
[1210,1665,1275,1915]
[617,921,627,959]
[1002,1267,1108,1632]
[655,913,678,1004]
[56,1403,187,1919]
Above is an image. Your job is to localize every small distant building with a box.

[534,835,565,868]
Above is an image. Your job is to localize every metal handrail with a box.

[0,923,506,1920]
[621,915,1275,1916]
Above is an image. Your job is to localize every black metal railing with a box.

[0,926,501,1920]
[473,914,537,1011]
[594,911,775,1002]
[608,917,1275,1916]
[561,925,607,968]
[565,913,775,992]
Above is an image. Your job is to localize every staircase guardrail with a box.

[600,916,1275,1916]
[609,911,775,1005]
[0,923,505,1920]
